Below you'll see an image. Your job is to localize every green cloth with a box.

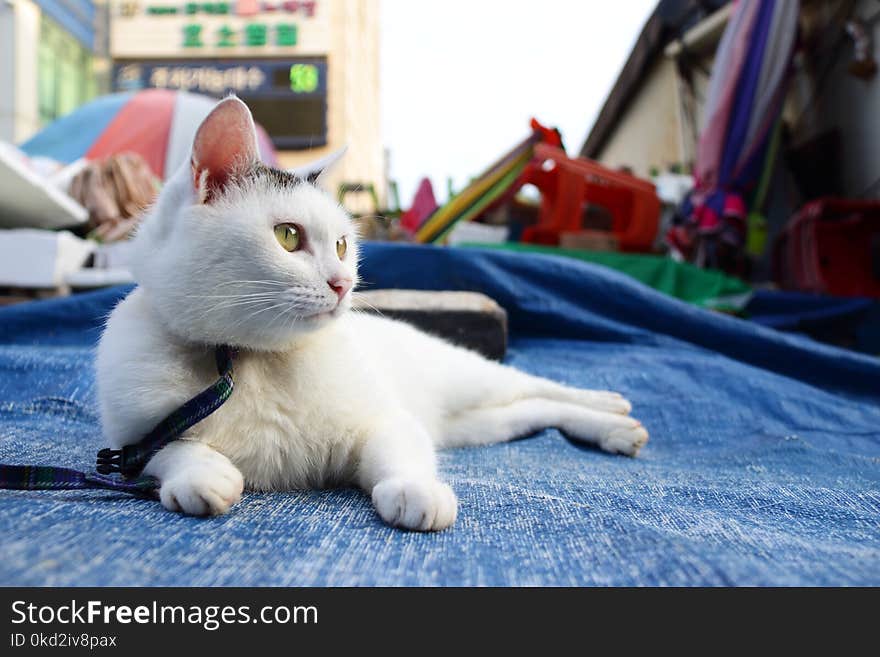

[462,242,753,311]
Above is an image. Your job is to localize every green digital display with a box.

[289,64,318,93]
[271,63,319,94]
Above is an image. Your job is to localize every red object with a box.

[520,144,661,252]
[774,198,880,298]
[529,118,563,149]
[237,0,260,16]
[401,178,439,234]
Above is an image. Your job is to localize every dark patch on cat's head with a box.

[211,163,321,201]
[251,164,307,190]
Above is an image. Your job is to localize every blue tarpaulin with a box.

[746,289,880,355]
[1,244,878,586]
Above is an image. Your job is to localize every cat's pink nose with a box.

[328,278,352,300]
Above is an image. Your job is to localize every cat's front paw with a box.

[159,461,244,516]
[600,418,649,456]
[371,477,458,531]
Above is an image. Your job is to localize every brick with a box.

[353,290,508,360]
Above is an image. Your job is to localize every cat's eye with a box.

[274,223,301,252]
[336,237,348,259]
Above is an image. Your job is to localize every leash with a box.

[0,346,236,496]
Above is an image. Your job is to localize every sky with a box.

[380,0,657,205]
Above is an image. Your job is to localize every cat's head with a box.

[130,97,358,351]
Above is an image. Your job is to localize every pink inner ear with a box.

[191,98,259,199]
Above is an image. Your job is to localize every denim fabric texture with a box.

[1,244,878,586]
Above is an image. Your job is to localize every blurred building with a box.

[108,0,382,200]
[0,0,102,142]
[579,0,729,178]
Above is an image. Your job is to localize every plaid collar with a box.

[0,345,236,496]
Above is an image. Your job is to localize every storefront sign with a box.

[179,21,298,48]
[113,59,328,150]
[114,60,325,95]
[111,1,329,58]
[119,2,317,17]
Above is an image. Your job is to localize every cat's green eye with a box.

[274,223,301,252]
[336,236,348,259]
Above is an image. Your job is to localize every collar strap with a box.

[0,345,236,495]
[96,345,236,477]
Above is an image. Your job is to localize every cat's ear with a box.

[191,97,259,203]
[288,146,347,185]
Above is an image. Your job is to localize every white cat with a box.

[96,97,647,531]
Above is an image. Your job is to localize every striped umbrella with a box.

[668,0,799,275]
[19,89,278,180]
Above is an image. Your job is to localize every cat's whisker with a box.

[351,293,384,317]
[188,292,281,298]
[193,296,287,327]
[202,294,278,307]
[231,295,322,328]
[201,297,284,316]
[266,301,301,333]
[280,304,305,335]
[234,301,290,326]
[205,294,282,307]
[188,291,286,302]
[218,301,291,336]
[211,280,291,288]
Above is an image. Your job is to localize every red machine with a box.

[774,198,880,298]
[519,144,661,252]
